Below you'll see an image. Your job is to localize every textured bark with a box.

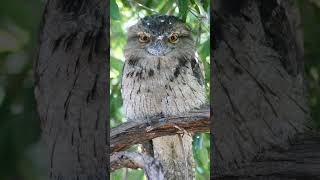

[111,152,165,180]
[111,106,209,152]
[34,0,108,179]
[212,0,318,179]
[214,133,320,179]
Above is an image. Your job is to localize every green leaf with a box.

[110,0,121,20]
[195,0,207,17]
[111,56,124,73]
[178,0,189,21]
[202,0,209,11]
[190,0,200,13]
[159,0,174,14]
[199,39,210,60]
[194,4,200,14]
[121,0,131,8]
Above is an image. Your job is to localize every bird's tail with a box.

[152,135,195,180]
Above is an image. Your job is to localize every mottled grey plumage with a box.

[121,15,205,180]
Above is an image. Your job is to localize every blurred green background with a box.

[296,0,320,128]
[0,0,319,180]
[0,0,46,180]
[110,0,210,179]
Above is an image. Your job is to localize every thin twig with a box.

[129,0,159,14]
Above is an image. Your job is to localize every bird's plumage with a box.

[121,15,205,180]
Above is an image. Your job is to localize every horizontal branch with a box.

[111,151,165,180]
[111,106,210,152]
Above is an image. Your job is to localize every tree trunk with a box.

[212,0,320,179]
[34,0,108,179]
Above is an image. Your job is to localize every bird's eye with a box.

[139,33,150,43]
[168,33,178,43]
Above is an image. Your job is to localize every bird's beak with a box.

[146,36,167,56]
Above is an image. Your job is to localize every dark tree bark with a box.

[212,0,320,179]
[34,0,108,179]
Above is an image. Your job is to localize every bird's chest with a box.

[121,59,205,120]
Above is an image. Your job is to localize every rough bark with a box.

[212,0,318,179]
[111,106,209,152]
[214,133,320,180]
[34,0,108,179]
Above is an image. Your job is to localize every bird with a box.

[121,14,206,180]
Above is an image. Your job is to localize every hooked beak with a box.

[146,35,168,56]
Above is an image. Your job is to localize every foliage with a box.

[0,0,44,179]
[110,0,210,179]
[296,0,320,128]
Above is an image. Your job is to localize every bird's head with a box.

[125,15,195,60]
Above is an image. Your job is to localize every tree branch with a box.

[111,106,210,152]
[111,152,165,180]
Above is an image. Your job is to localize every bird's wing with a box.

[120,60,126,91]
[192,52,205,86]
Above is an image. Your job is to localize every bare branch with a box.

[111,106,210,152]
[111,151,165,180]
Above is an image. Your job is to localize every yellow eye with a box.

[168,33,178,43]
[139,33,150,43]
